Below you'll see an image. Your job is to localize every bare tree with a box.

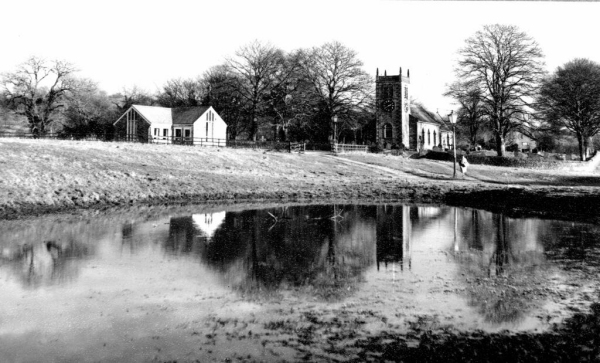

[537,58,600,160]
[201,65,249,140]
[156,77,204,108]
[298,41,373,142]
[226,41,294,140]
[445,81,487,148]
[63,82,116,138]
[1,57,85,135]
[109,85,154,115]
[455,24,545,156]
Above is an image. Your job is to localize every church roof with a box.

[410,104,452,131]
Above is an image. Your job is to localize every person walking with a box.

[459,155,469,178]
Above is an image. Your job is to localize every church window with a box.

[404,87,408,99]
[383,123,393,139]
[427,130,431,145]
[433,131,437,145]
[421,129,425,144]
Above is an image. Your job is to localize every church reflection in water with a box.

[3,203,597,305]
[139,205,456,299]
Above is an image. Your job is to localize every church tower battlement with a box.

[376,67,410,149]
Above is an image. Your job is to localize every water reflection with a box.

[0,221,98,288]
[200,206,375,300]
[1,204,599,325]
[453,209,549,324]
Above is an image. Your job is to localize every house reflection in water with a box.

[192,212,226,242]
[165,212,226,255]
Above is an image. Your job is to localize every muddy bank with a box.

[349,302,600,362]
[1,139,599,222]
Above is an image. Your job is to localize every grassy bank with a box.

[1,139,599,221]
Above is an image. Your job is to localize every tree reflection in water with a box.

[4,203,597,328]
[0,239,91,288]
[453,209,548,325]
[198,205,376,301]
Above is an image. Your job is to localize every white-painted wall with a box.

[192,107,227,147]
[440,131,453,150]
[417,122,441,150]
[149,123,172,144]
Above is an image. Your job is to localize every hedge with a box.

[423,150,567,169]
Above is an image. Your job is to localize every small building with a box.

[408,104,454,151]
[506,130,537,152]
[113,105,227,146]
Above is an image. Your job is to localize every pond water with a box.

[1,204,599,362]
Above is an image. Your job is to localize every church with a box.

[375,68,454,151]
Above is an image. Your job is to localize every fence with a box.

[145,136,227,147]
[332,143,368,154]
[0,131,311,153]
[0,131,98,141]
[290,142,305,153]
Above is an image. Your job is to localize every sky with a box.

[1,0,599,113]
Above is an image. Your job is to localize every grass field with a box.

[1,138,599,220]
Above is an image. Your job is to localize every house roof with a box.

[172,106,210,125]
[130,105,210,125]
[132,105,172,124]
[410,104,452,131]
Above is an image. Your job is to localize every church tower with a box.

[375,67,410,149]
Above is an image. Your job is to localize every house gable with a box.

[113,105,171,126]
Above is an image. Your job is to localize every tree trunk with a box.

[495,133,505,157]
[249,101,258,141]
[577,132,585,161]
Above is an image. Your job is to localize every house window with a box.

[163,129,168,137]
[154,128,159,136]
[383,123,393,139]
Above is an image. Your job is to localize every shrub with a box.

[423,150,564,169]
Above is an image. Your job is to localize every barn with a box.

[113,105,227,146]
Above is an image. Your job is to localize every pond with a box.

[1,203,599,362]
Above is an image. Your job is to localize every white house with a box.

[113,105,227,146]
